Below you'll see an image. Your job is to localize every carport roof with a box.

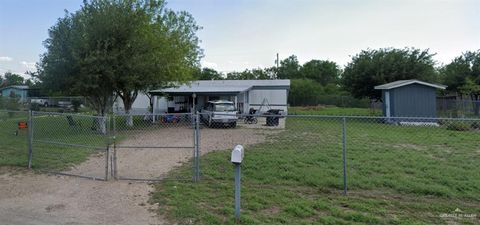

[155,85,251,95]
[149,79,290,95]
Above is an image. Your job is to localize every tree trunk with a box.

[117,90,138,127]
[125,109,133,127]
[93,116,107,134]
[87,95,109,135]
[145,92,154,113]
[472,94,480,116]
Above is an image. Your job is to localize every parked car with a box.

[200,100,238,128]
[30,98,51,107]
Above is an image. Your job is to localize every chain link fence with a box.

[196,113,480,197]
[30,111,111,180]
[112,113,197,181]
[2,108,479,200]
[0,110,29,168]
[0,110,199,181]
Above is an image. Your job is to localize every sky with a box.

[0,0,479,78]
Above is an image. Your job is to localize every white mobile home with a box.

[148,80,290,114]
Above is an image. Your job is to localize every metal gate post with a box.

[195,113,201,181]
[113,114,118,180]
[27,110,33,169]
[104,115,110,181]
[105,145,110,181]
[342,117,348,195]
[192,112,197,182]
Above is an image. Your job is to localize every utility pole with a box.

[275,53,279,79]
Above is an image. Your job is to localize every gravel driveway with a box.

[0,126,278,225]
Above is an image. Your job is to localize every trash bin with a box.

[265,109,283,126]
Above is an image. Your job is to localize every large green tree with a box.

[342,48,437,100]
[441,50,480,114]
[38,0,202,127]
[1,72,25,87]
[300,60,340,86]
[276,55,302,79]
[226,68,273,80]
[194,68,223,80]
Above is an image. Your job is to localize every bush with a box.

[470,121,480,129]
[446,122,470,131]
[30,103,41,111]
[71,99,82,112]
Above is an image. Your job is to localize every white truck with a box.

[200,100,238,128]
[30,98,52,107]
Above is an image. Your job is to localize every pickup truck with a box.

[30,98,51,107]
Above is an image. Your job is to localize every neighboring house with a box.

[374,80,446,119]
[114,80,291,114]
[0,85,30,102]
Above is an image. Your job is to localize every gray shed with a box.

[374,80,446,118]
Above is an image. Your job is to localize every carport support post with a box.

[27,110,33,169]
[342,117,348,195]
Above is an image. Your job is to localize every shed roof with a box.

[374,80,446,90]
[0,85,29,91]
[150,79,290,95]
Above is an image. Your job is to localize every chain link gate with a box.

[30,111,111,180]
[111,112,199,182]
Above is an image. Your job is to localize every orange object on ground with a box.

[18,121,28,129]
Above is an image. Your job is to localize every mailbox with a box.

[231,145,244,164]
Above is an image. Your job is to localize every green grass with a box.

[151,117,480,225]
[0,112,111,172]
[289,106,382,116]
[0,112,178,172]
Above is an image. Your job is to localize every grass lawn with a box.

[289,106,382,116]
[151,117,480,225]
[0,112,111,172]
[0,112,179,172]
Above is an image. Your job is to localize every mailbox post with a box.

[231,145,244,223]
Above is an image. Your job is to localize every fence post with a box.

[103,115,109,181]
[113,114,118,180]
[192,112,197,182]
[27,110,33,169]
[342,117,348,195]
[196,113,201,181]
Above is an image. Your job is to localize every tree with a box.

[300,60,340,86]
[442,50,480,114]
[225,68,273,80]
[277,55,302,79]
[194,68,223,80]
[1,72,25,87]
[38,0,202,127]
[288,79,324,106]
[342,48,437,100]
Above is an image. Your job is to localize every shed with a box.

[374,80,446,118]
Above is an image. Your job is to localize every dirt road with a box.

[0,126,276,225]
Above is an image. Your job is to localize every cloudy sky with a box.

[0,0,479,77]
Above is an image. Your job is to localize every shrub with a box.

[30,103,41,111]
[470,121,480,129]
[446,122,470,131]
[71,99,82,112]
